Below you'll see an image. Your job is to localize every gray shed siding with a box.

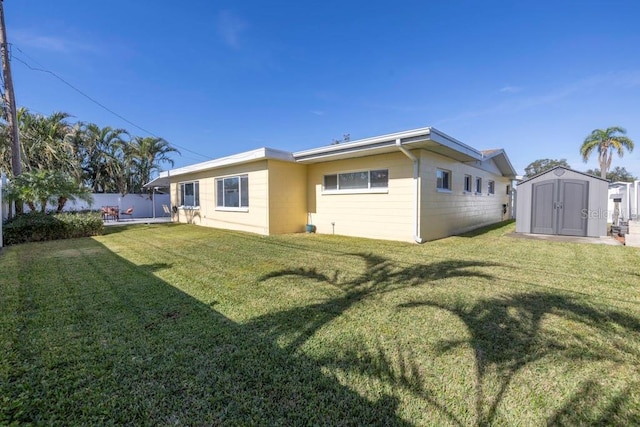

[516,167,608,237]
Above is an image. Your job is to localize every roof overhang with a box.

[480,149,518,178]
[293,127,482,164]
[143,147,296,187]
[143,175,170,189]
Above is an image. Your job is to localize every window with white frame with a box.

[436,169,451,191]
[323,169,388,192]
[216,175,249,209]
[488,180,495,195]
[179,181,200,208]
[475,177,482,194]
[464,174,472,192]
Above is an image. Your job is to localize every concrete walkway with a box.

[626,221,640,247]
[103,217,172,227]
[508,232,623,246]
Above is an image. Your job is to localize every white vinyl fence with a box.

[1,192,171,220]
[61,193,171,219]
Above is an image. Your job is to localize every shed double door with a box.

[531,179,589,236]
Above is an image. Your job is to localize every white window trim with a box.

[179,181,200,209]
[215,174,249,210]
[215,207,250,212]
[488,180,496,195]
[322,169,389,194]
[475,177,483,195]
[323,188,389,195]
[436,168,452,192]
[463,174,473,193]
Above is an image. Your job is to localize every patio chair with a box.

[106,206,119,221]
[120,207,134,219]
[162,204,171,217]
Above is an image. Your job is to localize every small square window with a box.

[436,169,451,190]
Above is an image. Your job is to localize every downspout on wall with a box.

[396,139,424,243]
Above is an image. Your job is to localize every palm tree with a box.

[18,109,77,174]
[580,127,634,179]
[128,136,179,193]
[76,124,130,193]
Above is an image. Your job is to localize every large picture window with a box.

[179,181,199,208]
[323,169,388,192]
[216,175,249,209]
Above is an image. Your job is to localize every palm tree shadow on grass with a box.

[399,292,640,425]
[257,253,502,353]
[6,244,413,425]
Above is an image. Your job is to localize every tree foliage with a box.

[585,166,637,182]
[4,170,93,213]
[0,108,180,195]
[523,158,571,178]
[580,127,634,179]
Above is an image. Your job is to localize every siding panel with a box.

[307,152,415,242]
[419,151,511,241]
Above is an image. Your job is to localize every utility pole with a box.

[0,0,22,214]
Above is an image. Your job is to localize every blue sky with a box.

[6,0,640,177]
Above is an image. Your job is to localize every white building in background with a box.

[608,181,640,224]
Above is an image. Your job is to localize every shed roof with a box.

[518,166,610,185]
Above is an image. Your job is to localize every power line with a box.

[11,46,212,161]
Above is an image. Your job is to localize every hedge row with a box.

[2,212,104,246]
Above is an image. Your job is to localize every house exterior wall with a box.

[170,160,271,235]
[419,150,511,241]
[165,146,514,243]
[515,168,608,237]
[306,151,416,242]
[267,160,307,234]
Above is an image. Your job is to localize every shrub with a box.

[2,212,104,246]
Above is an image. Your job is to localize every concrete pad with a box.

[625,220,640,247]
[508,232,623,246]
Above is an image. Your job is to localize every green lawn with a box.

[1,221,639,425]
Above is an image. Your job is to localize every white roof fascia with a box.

[142,175,170,189]
[293,127,434,161]
[165,147,295,178]
[294,127,485,163]
[427,128,483,160]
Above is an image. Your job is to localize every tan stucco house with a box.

[146,127,517,243]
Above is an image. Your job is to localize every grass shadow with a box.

[101,222,182,235]
[257,253,502,353]
[1,241,410,425]
[458,219,515,237]
[399,292,640,425]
